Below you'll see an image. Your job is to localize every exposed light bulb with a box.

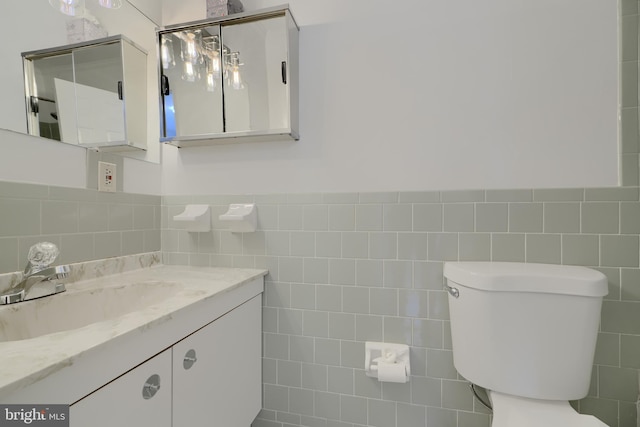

[205,49,221,86]
[210,53,221,80]
[182,61,198,82]
[206,72,217,92]
[230,66,243,90]
[98,0,122,9]
[186,37,197,59]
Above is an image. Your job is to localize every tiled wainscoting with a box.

[620,0,640,186]
[0,181,161,274]
[163,188,640,427]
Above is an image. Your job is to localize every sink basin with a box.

[0,281,184,342]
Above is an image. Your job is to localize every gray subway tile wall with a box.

[0,181,161,274]
[620,0,640,186]
[162,188,640,427]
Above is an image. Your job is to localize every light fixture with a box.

[180,30,202,65]
[98,0,122,9]
[167,30,246,89]
[161,37,176,70]
[49,0,84,17]
[203,36,222,80]
[228,52,244,90]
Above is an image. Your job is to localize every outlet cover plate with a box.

[98,161,116,193]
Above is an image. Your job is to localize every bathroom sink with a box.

[0,281,184,342]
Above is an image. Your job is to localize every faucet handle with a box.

[26,242,59,273]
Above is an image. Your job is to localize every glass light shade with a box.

[203,36,222,80]
[98,0,122,9]
[49,0,84,16]
[180,30,202,64]
[227,53,244,90]
[161,37,176,69]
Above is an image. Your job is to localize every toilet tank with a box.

[443,262,608,401]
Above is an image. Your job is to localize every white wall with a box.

[0,0,620,196]
[161,0,619,195]
[0,129,87,188]
[128,0,163,24]
[0,126,162,193]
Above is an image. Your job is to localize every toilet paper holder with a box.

[365,341,411,381]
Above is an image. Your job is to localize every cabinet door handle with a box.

[161,75,170,96]
[183,349,197,370]
[117,81,123,100]
[281,61,287,84]
[142,374,161,400]
[29,96,39,114]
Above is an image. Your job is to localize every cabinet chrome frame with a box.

[156,4,299,147]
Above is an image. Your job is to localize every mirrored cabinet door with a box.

[122,40,148,151]
[69,42,125,146]
[160,25,224,138]
[25,53,74,141]
[221,15,290,134]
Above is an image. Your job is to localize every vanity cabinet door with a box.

[70,349,172,427]
[172,295,262,426]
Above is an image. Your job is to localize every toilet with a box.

[443,262,609,427]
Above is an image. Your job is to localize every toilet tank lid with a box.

[443,262,608,297]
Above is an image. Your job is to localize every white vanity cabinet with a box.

[70,349,172,427]
[0,267,266,427]
[173,295,261,425]
[69,295,262,426]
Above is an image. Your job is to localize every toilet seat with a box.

[489,391,608,427]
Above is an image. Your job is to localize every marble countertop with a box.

[0,262,267,403]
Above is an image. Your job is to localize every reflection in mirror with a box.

[0,0,160,163]
[23,36,147,151]
[161,26,224,137]
[158,7,299,146]
[25,53,74,141]
[222,16,289,133]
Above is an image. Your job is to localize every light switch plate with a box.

[98,161,116,193]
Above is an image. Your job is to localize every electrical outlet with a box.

[98,161,116,193]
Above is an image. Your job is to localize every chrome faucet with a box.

[0,242,69,305]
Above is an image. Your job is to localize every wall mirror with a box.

[0,0,160,163]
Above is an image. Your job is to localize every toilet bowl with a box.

[443,262,609,427]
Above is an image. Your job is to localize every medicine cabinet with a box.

[22,35,147,151]
[157,5,299,147]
